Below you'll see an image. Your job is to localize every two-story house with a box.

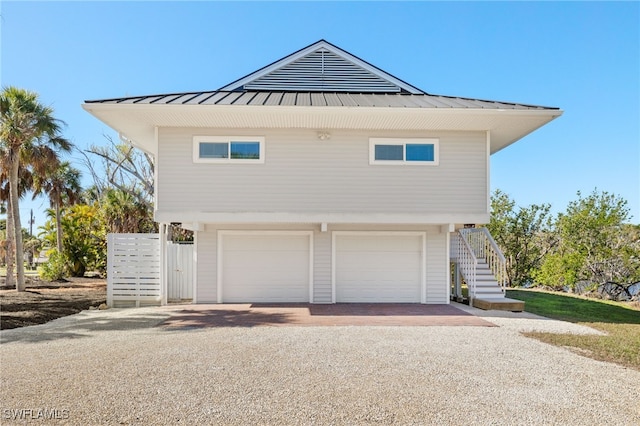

[83,40,561,306]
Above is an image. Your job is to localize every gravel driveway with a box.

[1,305,638,425]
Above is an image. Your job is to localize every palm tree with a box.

[33,161,82,253]
[0,86,71,291]
[102,188,153,233]
[0,146,35,287]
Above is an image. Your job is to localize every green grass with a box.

[507,289,640,370]
[507,289,640,324]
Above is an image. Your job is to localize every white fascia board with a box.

[84,102,563,123]
[154,211,490,226]
[488,108,563,154]
[83,102,562,154]
[83,103,157,155]
[83,102,562,128]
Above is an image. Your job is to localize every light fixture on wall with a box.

[317,131,331,140]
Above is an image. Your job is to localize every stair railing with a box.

[456,232,478,303]
[458,228,507,295]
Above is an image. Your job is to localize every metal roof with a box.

[83,40,562,156]
[85,40,558,111]
[85,90,558,111]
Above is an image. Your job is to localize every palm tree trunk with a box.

[55,202,63,253]
[5,198,15,288]
[9,153,25,291]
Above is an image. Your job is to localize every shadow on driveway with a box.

[0,309,169,344]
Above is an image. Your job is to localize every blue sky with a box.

[1,1,639,230]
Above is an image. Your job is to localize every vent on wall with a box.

[243,48,403,93]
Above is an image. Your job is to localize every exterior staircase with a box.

[473,259,506,298]
[452,228,524,312]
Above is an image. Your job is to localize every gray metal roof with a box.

[85,90,558,111]
[85,40,559,111]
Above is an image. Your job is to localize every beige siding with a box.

[157,128,487,219]
[426,231,449,304]
[313,231,332,303]
[195,230,217,303]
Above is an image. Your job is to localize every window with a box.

[369,138,438,165]
[194,136,265,163]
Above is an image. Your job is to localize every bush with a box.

[38,250,68,281]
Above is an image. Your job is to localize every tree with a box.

[82,134,182,237]
[0,140,65,286]
[0,86,71,291]
[33,161,82,253]
[535,190,640,296]
[101,188,155,234]
[81,134,154,208]
[487,189,554,287]
[0,218,5,268]
[39,204,107,277]
[1,141,65,286]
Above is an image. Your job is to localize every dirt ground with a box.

[0,276,106,330]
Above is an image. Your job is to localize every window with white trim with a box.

[193,136,265,163]
[369,138,439,165]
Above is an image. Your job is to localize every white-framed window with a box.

[369,138,439,165]
[193,136,265,163]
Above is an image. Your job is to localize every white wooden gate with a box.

[167,242,194,301]
[107,233,162,308]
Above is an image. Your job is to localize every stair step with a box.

[474,291,504,295]
[472,297,525,312]
[476,275,497,281]
[474,282,501,287]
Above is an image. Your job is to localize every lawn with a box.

[507,289,640,370]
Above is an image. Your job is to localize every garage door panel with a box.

[336,234,423,303]
[224,235,310,251]
[221,234,310,303]
[339,236,422,252]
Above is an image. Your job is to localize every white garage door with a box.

[335,234,423,303]
[220,233,311,303]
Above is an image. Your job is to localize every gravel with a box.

[1,306,638,425]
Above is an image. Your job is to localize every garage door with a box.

[335,234,423,303]
[220,233,311,303]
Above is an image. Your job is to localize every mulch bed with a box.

[0,276,107,330]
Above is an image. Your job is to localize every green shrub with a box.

[38,250,68,281]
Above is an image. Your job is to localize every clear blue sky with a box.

[2,1,639,231]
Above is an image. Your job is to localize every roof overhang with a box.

[82,103,562,155]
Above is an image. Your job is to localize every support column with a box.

[454,263,463,302]
[160,223,168,306]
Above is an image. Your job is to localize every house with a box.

[83,40,562,307]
